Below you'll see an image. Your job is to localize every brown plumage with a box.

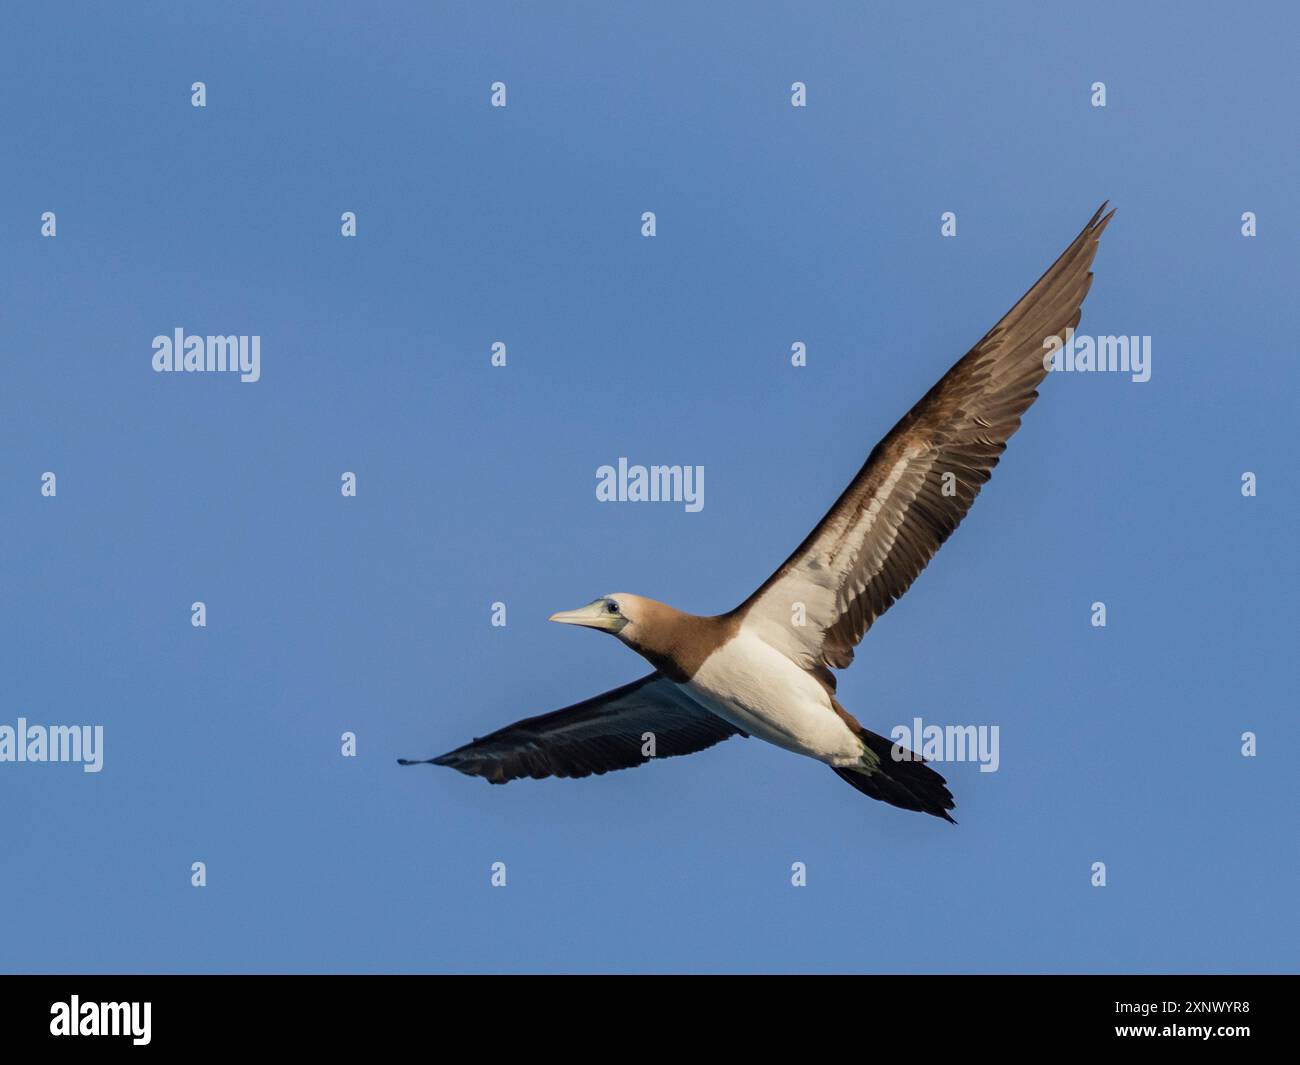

[614,600,740,683]
[737,203,1114,682]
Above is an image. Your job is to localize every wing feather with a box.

[402,673,741,784]
[739,205,1114,673]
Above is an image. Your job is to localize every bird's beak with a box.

[548,599,622,632]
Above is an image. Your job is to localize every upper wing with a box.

[739,205,1114,679]
[402,672,742,784]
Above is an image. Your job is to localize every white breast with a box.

[679,631,864,765]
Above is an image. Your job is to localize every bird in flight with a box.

[401,205,1114,821]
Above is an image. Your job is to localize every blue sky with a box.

[1,1,1295,973]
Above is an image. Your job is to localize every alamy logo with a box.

[1043,327,1151,382]
[50,996,150,1045]
[151,328,261,382]
[0,718,104,773]
[891,716,1000,773]
[596,457,704,512]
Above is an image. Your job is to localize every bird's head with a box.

[548,593,655,644]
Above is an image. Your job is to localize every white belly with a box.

[679,632,864,765]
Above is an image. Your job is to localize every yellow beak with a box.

[548,599,623,632]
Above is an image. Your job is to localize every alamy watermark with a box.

[596,457,704,512]
[891,716,999,773]
[0,718,104,772]
[151,328,261,382]
[1044,328,1151,383]
[50,996,150,1045]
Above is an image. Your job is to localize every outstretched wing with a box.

[740,205,1114,679]
[401,672,742,784]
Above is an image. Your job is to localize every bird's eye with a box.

[606,600,620,615]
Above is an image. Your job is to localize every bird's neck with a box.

[624,606,738,683]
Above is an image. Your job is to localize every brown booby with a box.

[401,205,1114,821]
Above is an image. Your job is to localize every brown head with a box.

[548,593,735,682]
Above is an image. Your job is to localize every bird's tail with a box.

[831,706,957,823]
